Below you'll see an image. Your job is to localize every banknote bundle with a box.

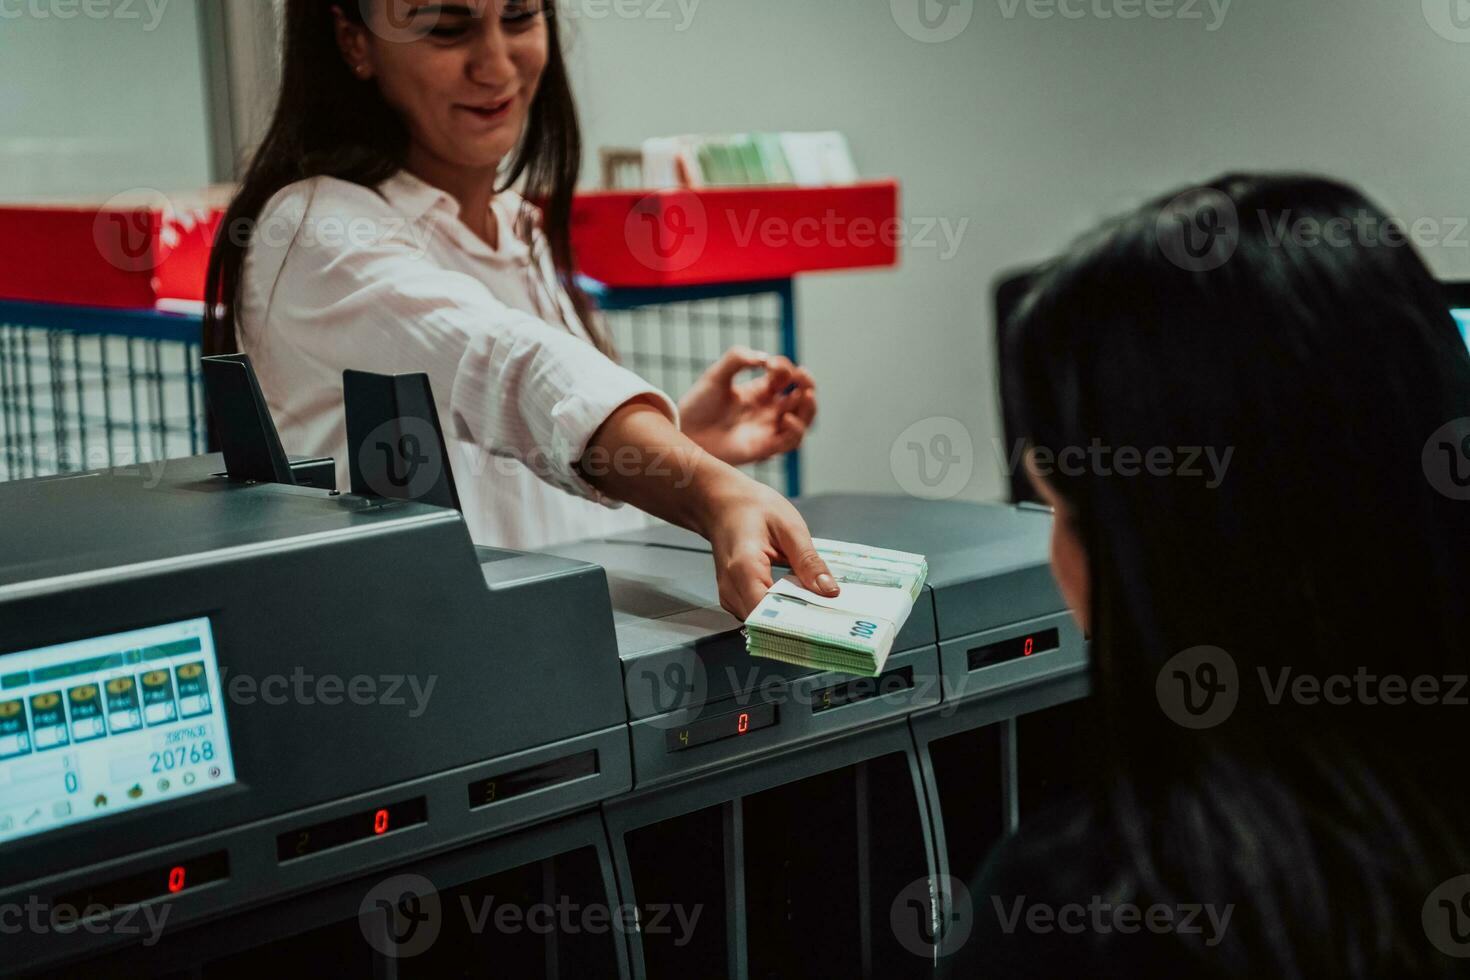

[745,539,928,677]
[640,132,859,188]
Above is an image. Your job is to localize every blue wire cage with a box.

[0,280,800,495]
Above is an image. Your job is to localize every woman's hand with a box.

[581,400,838,620]
[679,347,818,467]
[692,470,841,620]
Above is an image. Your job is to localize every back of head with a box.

[1003,174,1470,977]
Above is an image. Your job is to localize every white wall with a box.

[0,0,213,200]
[6,1,1466,500]
[569,0,1470,502]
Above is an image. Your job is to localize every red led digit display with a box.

[666,702,779,752]
[54,851,229,914]
[276,798,427,862]
[968,628,1061,671]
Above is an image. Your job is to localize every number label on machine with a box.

[811,667,915,713]
[467,750,598,809]
[0,618,237,845]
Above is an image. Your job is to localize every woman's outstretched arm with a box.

[582,398,840,620]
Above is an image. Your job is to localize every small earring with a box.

[356,64,368,77]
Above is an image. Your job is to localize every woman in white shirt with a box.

[203,0,837,618]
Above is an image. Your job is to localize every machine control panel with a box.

[0,618,237,845]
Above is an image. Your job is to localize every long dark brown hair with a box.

[203,0,604,357]
[1003,174,1470,976]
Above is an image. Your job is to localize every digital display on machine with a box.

[55,851,230,913]
[967,627,1061,671]
[0,618,237,846]
[277,797,427,862]
[666,702,779,753]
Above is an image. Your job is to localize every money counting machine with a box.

[1,367,1090,979]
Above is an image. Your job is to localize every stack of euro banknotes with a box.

[745,539,929,677]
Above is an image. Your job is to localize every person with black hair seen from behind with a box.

[946,174,1470,979]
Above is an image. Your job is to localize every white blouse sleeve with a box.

[244,180,677,504]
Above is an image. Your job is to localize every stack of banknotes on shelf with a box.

[640,131,859,188]
[744,539,928,677]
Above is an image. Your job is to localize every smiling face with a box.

[336,0,549,176]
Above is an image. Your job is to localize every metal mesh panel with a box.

[0,288,798,495]
[603,290,790,493]
[0,322,202,483]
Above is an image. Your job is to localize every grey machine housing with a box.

[0,455,1087,976]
